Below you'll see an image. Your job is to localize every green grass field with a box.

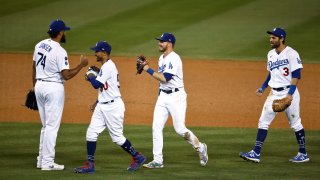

[0,122,319,179]
[0,0,319,62]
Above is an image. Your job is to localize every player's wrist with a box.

[146,68,155,76]
[288,85,297,95]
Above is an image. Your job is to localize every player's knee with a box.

[174,127,189,137]
[291,121,303,132]
[258,121,270,130]
[86,129,98,141]
[111,135,126,146]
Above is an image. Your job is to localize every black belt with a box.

[99,100,114,104]
[37,79,62,84]
[272,86,290,91]
[160,88,179,94]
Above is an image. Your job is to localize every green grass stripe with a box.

[0,122,319,179]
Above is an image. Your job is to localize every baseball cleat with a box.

[143,161,164,169]
[74,161,95,174]
[127,153,147,172]
[199,143,208,166]
[289,152,310,163]
[41,162,65,171]
[239,150,260,163]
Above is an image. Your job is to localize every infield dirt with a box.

[1,53,319,129]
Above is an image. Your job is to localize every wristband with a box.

[288,85,297,95]
[147,68,155,76]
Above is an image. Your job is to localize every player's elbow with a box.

[61,69,73,80]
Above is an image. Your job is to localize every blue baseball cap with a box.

[267,27,286,39]
[156,32,176,45]
[48,19,70,33]
[90,41,112,54]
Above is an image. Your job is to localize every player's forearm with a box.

[61,64,84,80]
[143,65,166,82]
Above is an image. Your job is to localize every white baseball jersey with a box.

[33,38,69,83]
[158,51,184,90]
[267,46,303,88]
[96,59,121,102]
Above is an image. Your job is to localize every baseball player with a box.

[33,19,88,170]
[140,33,208,168]
[74,41,146,174]
[239,28,309,163]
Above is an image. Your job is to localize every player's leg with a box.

[168,90,208,166]
[102,100,146,171]
[240,93,276,163]
[41,83,65,170]
[34,82,46,169]
[74,104,106,174]
[286,90,309,163]
[143,96,168,168]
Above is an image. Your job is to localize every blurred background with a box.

[0,0,319,61]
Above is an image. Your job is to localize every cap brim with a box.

[90,47,98,51]
[64,26,71,31]
[267,31,273,35]
[155,38,164,41]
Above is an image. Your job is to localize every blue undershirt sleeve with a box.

[292,68,301,79]
[88,76,104,89]
[163,73,174,82]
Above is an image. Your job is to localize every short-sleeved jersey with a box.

[96,59,121,102]
[267,46,303,88]
[33,39,69,83]
[158,51,184,90]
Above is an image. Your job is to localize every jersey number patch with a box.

[283,67,289,76]
[36,52,46,69]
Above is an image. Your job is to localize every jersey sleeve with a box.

[57,49,69,72]
[289,50,303,72]
[96,63,111,84]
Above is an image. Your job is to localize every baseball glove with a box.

[85,66,100,80]
[272,97,292,112]
[136,55,148,74]
[25,89,38,111]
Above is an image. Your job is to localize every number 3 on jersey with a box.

[37,52,46,69]
[283,67,289,76]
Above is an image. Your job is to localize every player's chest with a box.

[268,54,291,77]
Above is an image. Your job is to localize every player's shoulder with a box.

[167,51,181,61]
[267,48,276,55]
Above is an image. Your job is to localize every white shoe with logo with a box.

[199,143,208,166]
[41,163,65,171]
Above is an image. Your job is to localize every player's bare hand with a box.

[256,88,263,97]
[80,55,89,67]
[285,94,293,102]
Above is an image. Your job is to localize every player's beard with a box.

[61,34,66,43]
[159,44,167,52]
[271,39,280,49]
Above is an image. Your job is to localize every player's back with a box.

[33,39,69,83]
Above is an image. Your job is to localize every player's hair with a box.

[47,31,60,38]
